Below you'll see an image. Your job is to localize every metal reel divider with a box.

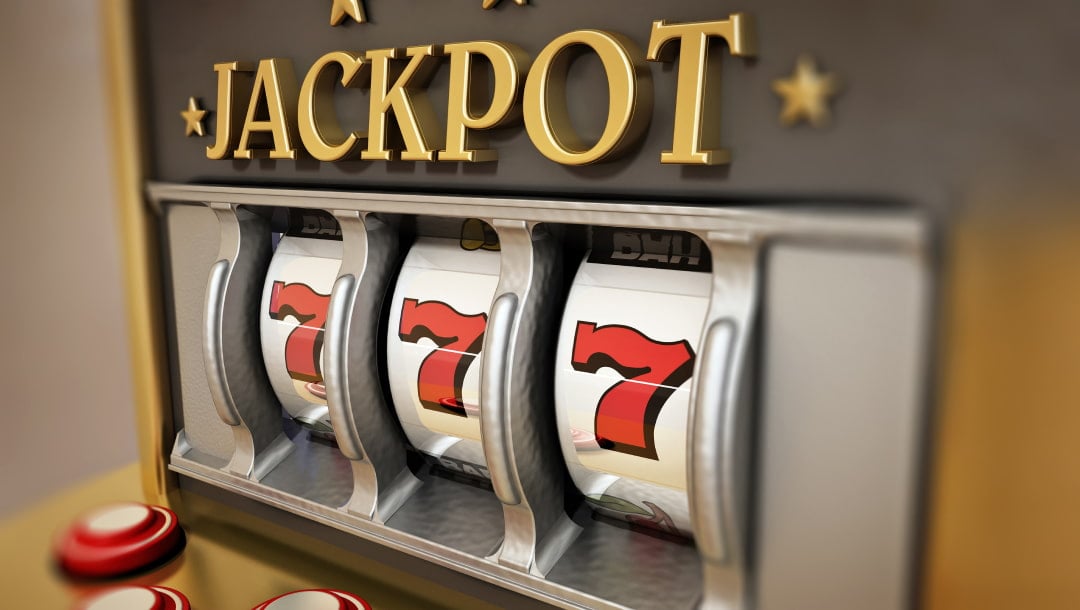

[323,209,422,523]
[687,230,763,610]
[481,219,582,577]
[201,202,295,481]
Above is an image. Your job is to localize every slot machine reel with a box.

[555,227,713,537]
[554,225,760,610]
[385,220,502,481]
[259,210,343,439]
[386,218,576,575]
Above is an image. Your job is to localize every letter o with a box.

[524,30,653,166]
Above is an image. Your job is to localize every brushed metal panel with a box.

[386,470,506,558]
[164,203,234,461]
[148,183,924,248]
[546,517,702,610]
[755,244,927,610]
[258,431,355,507]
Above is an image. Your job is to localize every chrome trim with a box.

[202,203,293,480]
[483,220,578,576]
[325,210,420,522]
[325,273,363,460]
[688,235,761,610]
[204,259,239,426]
[481,292,522,507]
[148,182,924,252]
[691,320,737,561]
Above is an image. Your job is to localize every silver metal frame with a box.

[324,211,422,522]
[481,220,580,576]
[691,237,760,610]
[203,203,294,480]
[153,182,926,610]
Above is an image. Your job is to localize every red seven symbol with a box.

[398,298,488,418]
[571,322,695,460]
[268,281,332,382]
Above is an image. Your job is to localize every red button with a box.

[253,589,373,610]
[76,585,190,610]
[153,587,192,610]
[329,590,373,610]
[57,502,185,578]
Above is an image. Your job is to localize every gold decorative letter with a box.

[441,41,529,162]
[523,30,653,166]
[646,15,757,165]
[299,51,368,162]
[362,46,445,162]
[234,58,301,160]
[206,61,254,160]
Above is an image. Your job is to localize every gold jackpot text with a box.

[204,16,756,167]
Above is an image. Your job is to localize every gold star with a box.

[771,55,842,128]
[330,0,366,25]
[179,97,207,137]
[482,0,526,9]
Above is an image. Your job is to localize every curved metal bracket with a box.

[688,234,761,610]
[481,292,522,507]
[482,220,580,577]
[203,203,293,480]
[324,211,420,523]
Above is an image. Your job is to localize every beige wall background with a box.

[0,1,138,516]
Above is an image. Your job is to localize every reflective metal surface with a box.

[689,236,760,610]
[324,211,420,522]
[155,183,928,610]
[202,204,293,480]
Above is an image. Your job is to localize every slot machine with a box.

[18,0,1080,609]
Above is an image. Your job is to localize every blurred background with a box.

[0,1,137,517]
